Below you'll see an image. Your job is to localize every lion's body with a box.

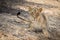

[28,7,50,37]
[17,6,51,37]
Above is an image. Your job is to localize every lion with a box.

[17,6,50,38]
[28,6,50,38]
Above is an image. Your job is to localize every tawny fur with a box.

[17,6,50,37]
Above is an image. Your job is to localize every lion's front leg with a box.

[40,14,50,38]
[42,27,50,38]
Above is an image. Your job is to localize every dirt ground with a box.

[0,0,60,40]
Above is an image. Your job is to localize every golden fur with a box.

[17,6,50,37]
[28,6,50,38]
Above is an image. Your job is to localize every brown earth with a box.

[0,0,60,40]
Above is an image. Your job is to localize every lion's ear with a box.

[28,6,32,11]
[38,8,43,12]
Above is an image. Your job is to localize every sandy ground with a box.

[0,0,60,40]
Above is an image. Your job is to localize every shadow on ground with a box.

[0,5,28,16]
